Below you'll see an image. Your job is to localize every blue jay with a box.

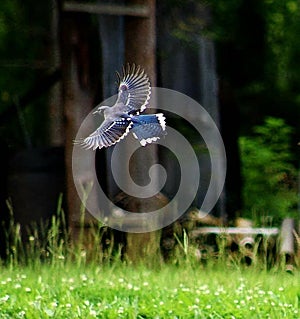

[77,64,166,150]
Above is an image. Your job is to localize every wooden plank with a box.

[191,227,279,237]
[63,2,150,17]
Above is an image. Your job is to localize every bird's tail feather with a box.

[130,113,166,146]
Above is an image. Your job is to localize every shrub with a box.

[239,117,298,224]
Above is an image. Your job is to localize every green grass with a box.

[1,197,299,318]
[0,264,299,318]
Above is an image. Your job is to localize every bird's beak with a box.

[93,108,99,114]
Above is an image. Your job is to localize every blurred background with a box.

[0,0,299,257]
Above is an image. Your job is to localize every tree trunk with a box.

[60,9,99,241]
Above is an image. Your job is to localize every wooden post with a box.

[122,0,164,264]
[280,218,295,272]
[59,9,99,240]
[125,0,156,85]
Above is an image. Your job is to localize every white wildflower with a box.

[80,274,88,282]
[118,307,124,313]
[0,295,10,302]
[90,309,97,316]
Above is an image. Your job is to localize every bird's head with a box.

[93,105,110,114]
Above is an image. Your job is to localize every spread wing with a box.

[115,63,151,114]
[76,117,133,150]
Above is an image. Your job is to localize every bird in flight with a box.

[76,64,166,150]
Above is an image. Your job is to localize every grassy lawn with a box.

[0,263,299,319]
[1,205,299,318]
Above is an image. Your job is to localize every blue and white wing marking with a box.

[130,114,166,146]
[115,63,151,114]
[78,117,132,150]
[75,64,166,150]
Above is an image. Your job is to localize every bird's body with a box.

[76,64,166,150]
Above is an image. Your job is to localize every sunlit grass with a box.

[1,196,299,318]
[0,265,299,318]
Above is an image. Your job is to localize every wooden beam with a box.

[63,2,150,17]
[191,227,279,237]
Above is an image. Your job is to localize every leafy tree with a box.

[0,0,52,148]
[239,117,298,224]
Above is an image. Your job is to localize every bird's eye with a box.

[120,84,127,91]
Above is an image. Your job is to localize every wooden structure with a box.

[58,1,298,267]
[60,0,161,262]
[190,216,297,270]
